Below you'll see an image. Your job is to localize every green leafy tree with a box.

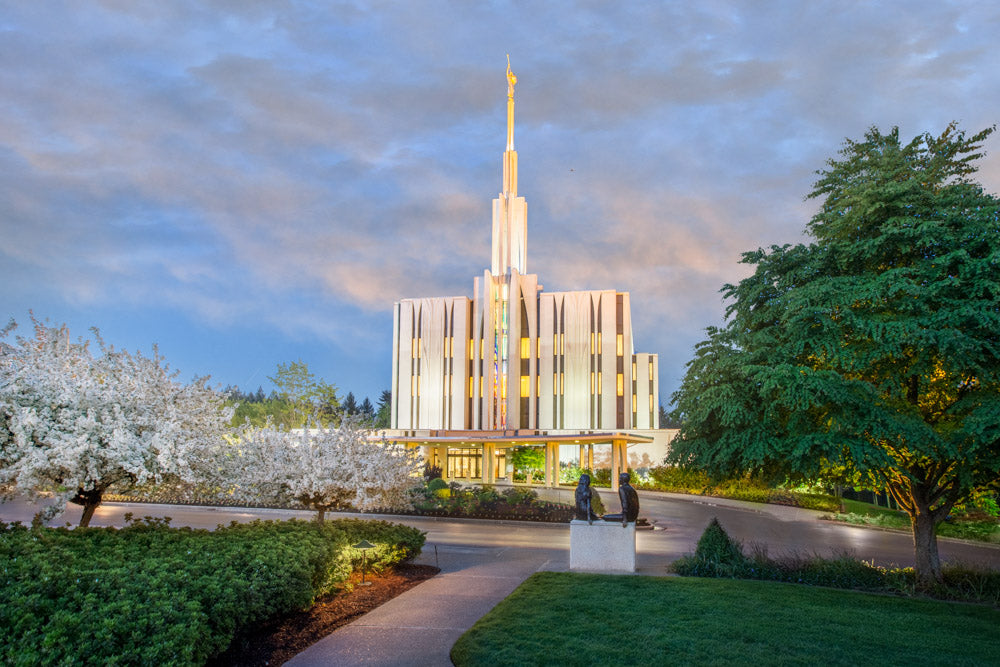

[228,360,340,429]
[669,123,1000,585]
[510,446,545,484]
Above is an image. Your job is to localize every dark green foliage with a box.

[426,477,449,493]
[408,484,575,522]
[0,517,423,665]
[679,517,749,577]
[673,519,1000,605]
[643,467,843,512]
[669,123,1000,583]
[375,389,392,429]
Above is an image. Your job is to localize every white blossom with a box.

[0,315,234,525]
[214,415,421,522]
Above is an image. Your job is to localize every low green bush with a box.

[427,477,449,493]
[673,518,1000,605]
[672,517,749,578]
[641,467,842,512]
[409,484,574,521]
[0,516,424,665]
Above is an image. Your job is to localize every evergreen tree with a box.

[342,392,358,416]
[375,389,392,429]
[359,397,375,421]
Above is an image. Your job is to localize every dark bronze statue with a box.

[602,473,639,525]
[574,473,600,524]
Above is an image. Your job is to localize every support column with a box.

[547,442,559,487]
[482,442,494,484]
[587,444,594,470]
[437,446,449,481]
[611,438,628,491]
[611,441,620,492]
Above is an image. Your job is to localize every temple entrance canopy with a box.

[393,431,653,491]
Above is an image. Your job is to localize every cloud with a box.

[2,0,1000,398]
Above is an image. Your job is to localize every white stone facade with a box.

[391,67,659,434]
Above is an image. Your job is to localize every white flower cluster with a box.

[213,415,421,522]
[0,316,233,522]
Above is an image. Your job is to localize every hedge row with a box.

[674,518,1000,605]
[642,467,842,512]
[0,516,424,666]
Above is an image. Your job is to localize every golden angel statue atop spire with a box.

[506,54,517,99]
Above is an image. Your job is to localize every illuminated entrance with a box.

[397,432,653,491]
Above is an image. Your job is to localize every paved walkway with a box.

[288,542,566,666]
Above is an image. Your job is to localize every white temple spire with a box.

[492,56,527,276]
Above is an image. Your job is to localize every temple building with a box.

[387,63,670,490]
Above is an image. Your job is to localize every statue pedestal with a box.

[569,520,636,572]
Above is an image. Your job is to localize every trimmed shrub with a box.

[0,516,424,665]
[427,478,449,493]
[672,517,749,578]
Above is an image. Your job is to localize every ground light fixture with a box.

[353,539,376,586]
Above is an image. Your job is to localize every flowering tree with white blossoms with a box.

[0,316,235,526]
[219,416,421,523]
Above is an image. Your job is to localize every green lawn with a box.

[835,499,1000,543]
[451,572,1000,666]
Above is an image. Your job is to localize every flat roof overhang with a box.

[389,431,654,448]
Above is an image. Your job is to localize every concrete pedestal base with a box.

[569,519,636,572]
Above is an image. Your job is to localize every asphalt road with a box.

[3,491,998,571]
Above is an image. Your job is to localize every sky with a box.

[3,1,1000,407]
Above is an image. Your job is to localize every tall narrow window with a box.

[597,372,602,394]
[649,362,654,381]
[617,373,624,397]
[616,333,624,356]
[520,375,529,397]
[521,336,530,359]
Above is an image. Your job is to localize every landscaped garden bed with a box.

[0,515,425,665]
[109,480,578,523]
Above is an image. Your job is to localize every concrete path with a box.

[287,542,566,666]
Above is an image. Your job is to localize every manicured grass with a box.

[835,499,1000,543]
[451,572,1000,666]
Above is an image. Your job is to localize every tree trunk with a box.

[71,487,105,528]
[911,510,942,585]
[315,507,326,524]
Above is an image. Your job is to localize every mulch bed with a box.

[208,563,440,666]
